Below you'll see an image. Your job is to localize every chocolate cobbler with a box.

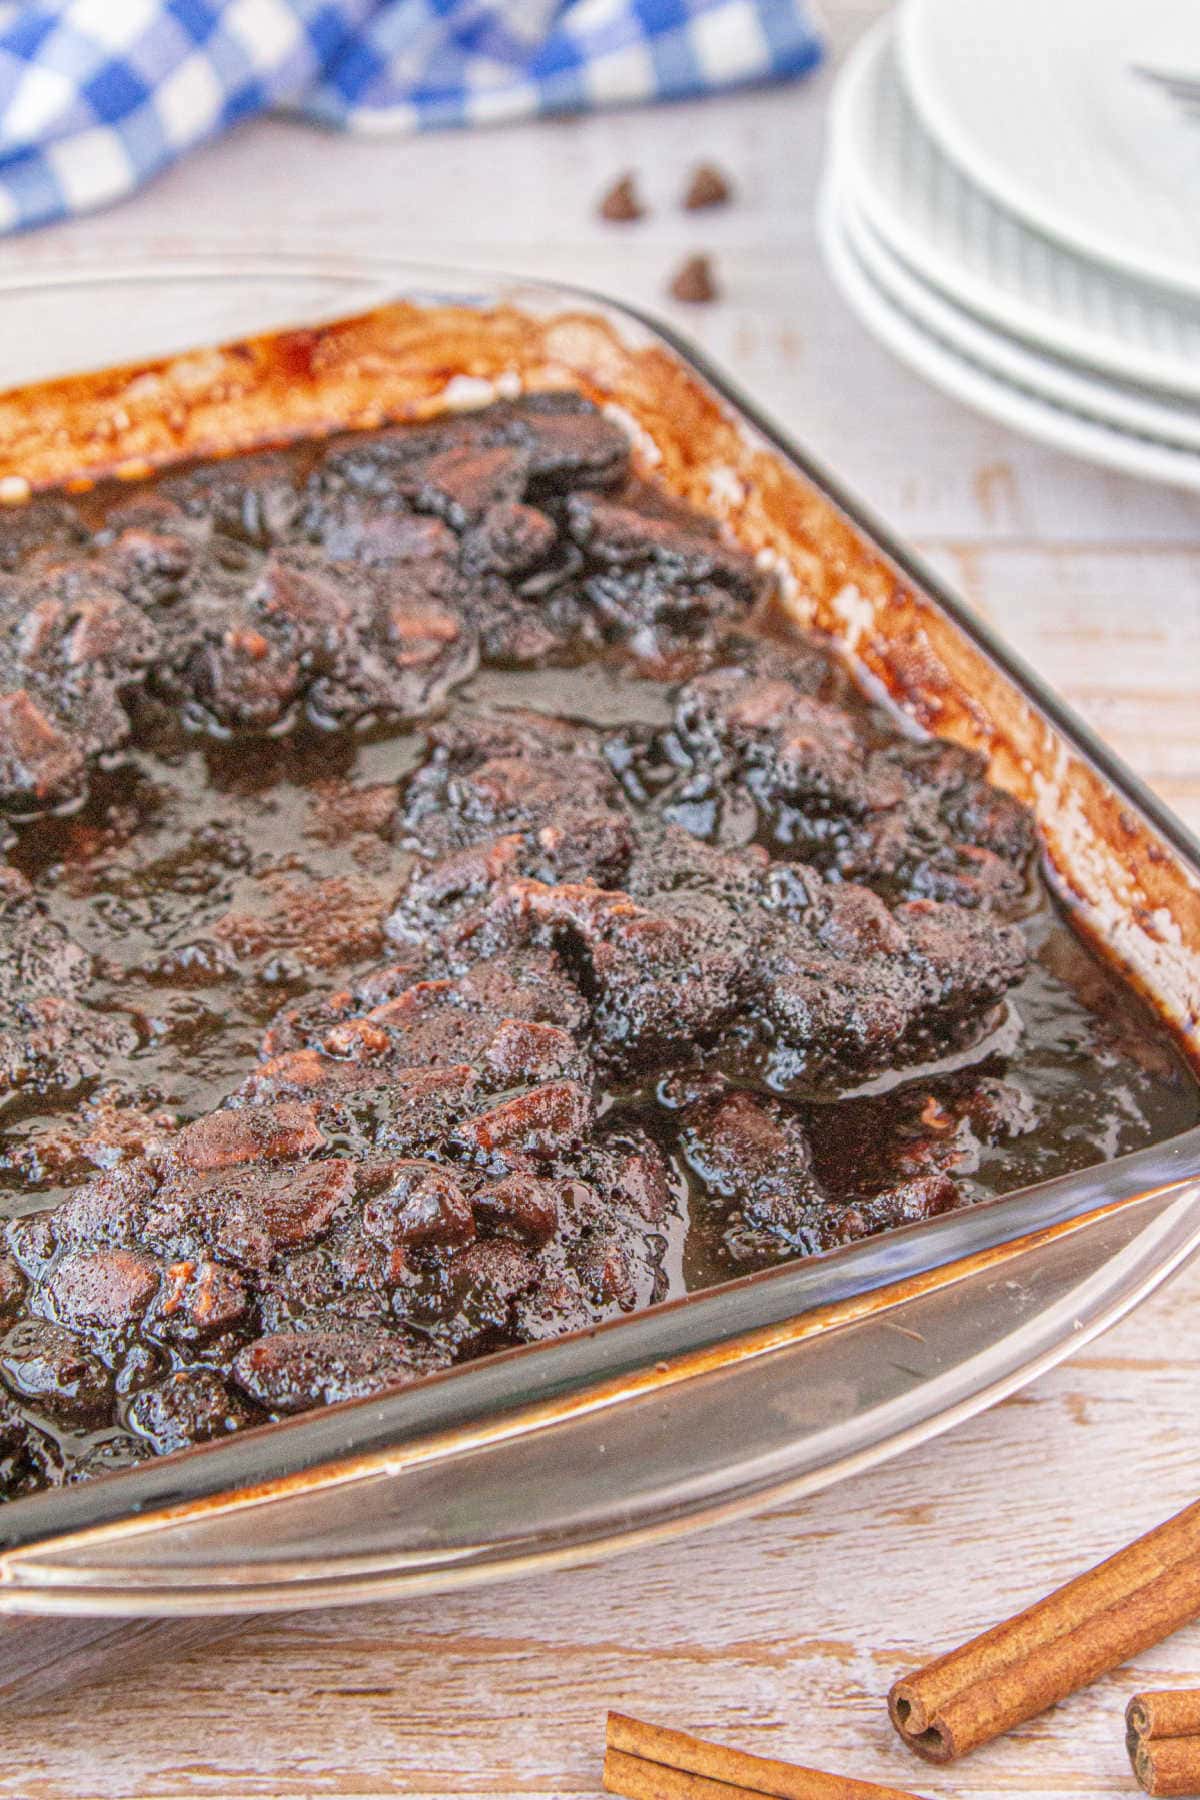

[0,394,1192,1498]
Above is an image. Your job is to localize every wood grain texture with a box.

[0,1,1196,1792]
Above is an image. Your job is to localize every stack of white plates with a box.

[819,0,1200,489]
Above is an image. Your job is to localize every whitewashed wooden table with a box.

[0,3,1198,1794]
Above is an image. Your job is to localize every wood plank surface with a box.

[0,2,1196,1792]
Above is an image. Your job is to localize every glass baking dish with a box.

[0,257,1197,1620]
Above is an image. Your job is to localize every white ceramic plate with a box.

[817,176,1200,493]
[840,189,1200,455]
[830,21,1200,400]
[898,0,1200,299]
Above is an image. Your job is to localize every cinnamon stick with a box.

[605,1713,931,1800]
[1131,1692,1200,1744]
[889,1497,1200,1762]
[1128,1690,1200,1796]
[605,1748,782,1800]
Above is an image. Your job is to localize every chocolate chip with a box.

[683,163,732,210]
[598,174,645,223]
[669,254,719,304]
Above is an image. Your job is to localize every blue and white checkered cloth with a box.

[0,0,822,234]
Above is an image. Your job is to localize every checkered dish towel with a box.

[0,0,822,233]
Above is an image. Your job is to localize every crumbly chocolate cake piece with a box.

[0,497,87,575]
[621,659,1037,905]
[0,1318,113,1430]
[161,548,479,734]
[0,569,160,810]
[391,712,637,918]
[677,1080,996,1268]
[805,1072,1041,1202]
[126,1368,254,1454]
[155,450,307,547]
[680,1089,827,1251]
[0,1389,63,1494]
